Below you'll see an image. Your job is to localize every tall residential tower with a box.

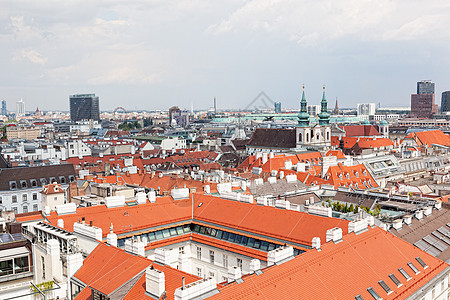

[69,94,100,121]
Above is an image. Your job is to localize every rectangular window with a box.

[179,247,185,254]
[398,268,411,281]
[223,254,228,268]
[14,256,29,273]
[209,250,215,264]
[42,256,45,280]
[237,258,243,270]
[196,247,201,260]
[0,259,13,275]
[388,273,402,287]
[407,262,420,275]
[378,280,392,295]
[367,287,381,300]
[12,195,17,203]
[23,194,27,201]
[209,271,215,279]
[33,204,38,212]
[415,257,428,269]
[23,206,28,213]
[12,207,17,214]
[32,193,38,200]
[196,267,202,278]
[0,196,2,204]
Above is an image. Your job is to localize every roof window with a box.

[355,295,364,300]
[398,268,411,281]
[407,262,420,275]
[388,273,402,288]
[367,287,382,300]
[9,181,17,190]
[415,257,428,269]
[20,180,27,188]
[378,280,392,295]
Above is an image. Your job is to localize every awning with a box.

[0,246,30,260]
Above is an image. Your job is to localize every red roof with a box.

[210,226,449,300]
[74,243,200,299]
[325,150,346,159]
[404,130,450,147]
[15,211,44,223]
[341,125,381,137]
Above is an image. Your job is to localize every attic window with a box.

[388,274,402,288]
[378,280,392,295]
[69,175,75,182]
[59,176,66,184]
[407,262,420,275]
[398,268,411,281]
[31,179,37,187]
[49,177,56,184]
[415,257,428,269]
[198,202,203,207]
[20,180,27,188]
[40,178,47,185]
[355,295,364,300]
[9,181,17,190]
[366,287,381,300]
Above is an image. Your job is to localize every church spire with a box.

[297,84,310,127]
[333,97,339,115]
[318,84,330,126]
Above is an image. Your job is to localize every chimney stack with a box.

[326,227,343,243]
[249,259,261,273]
[267,246,294,266]
[146,267,165,298]
[227,266,242,283]
[312,237,321,250]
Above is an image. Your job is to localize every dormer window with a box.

[40,178,47,186]
[31,179,37,187]
[59,176,66,184]
[9,181,17,190]
[20,180,27,188]
[49,177,56,184]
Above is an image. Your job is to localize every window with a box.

[22,194,27,201]
[31,179,37,187]
[407,262,420,275]
[398,268,411,281]
[432,288,435,298]
[388,273,402,287]
[12,207,17,214]
[223,254,228,268]
[378,280,392,295]
[179,247,185,254]
[54,196,58,201]
[196,247,201,260]
[23,206,28,213]
[9,181,17,189]
[355,296,363,300]
[42,256,45,280]
[415,257,428,269]
[14,256,29,273]
[367,287,381,300]
[20,181,27,188]
[237,258,243,270]
[33,193,38,200]
[12,195,17,203]
[208,271,215,279]
[0,196,2,204]
[59,176,66,184]
[33,204,38,211]
[209,250,215,264]
[0,259,13,275]
[196,267,202,278]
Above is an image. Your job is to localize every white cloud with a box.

[13,49,47,65]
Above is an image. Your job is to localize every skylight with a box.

[388,274,402,288]
[367,287,382,300]
[415,257,428,269]
[398,268,411,281]
[407,262,420,275]
[378,280,392,295]
[355,295,364,300]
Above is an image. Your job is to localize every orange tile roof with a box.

[15,211,44,223]
[210,226,449,300]
[74,243,200,300]
[404,130,450,147]
[194,194,349,247]
[325,149,346,159]
[45,196,192,237]
[74,287,92,300]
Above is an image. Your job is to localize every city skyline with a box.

[1,1,450,111]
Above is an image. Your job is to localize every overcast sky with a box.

[1,0,450,112]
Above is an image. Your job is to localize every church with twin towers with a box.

[296,84,331,149]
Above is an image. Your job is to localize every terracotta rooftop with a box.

[210,226,449,300]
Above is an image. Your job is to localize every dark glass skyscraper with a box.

[417,80,435,94]
[441,91,450,113]
[70,94,100,121]
[1,100,6,116]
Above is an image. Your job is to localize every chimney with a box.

[267,246,294,266]
[415,210,423,220]
[107,224,117,247]
[435,200,442,210]
[249,259,261,273]
[255,152,262,160]
[423,206,432,216]
[148,190,156,203]
[392,219,403,231]
[279,171,284,179]
[227,266,242,283]
[284,160,292,170]
[44,206,51,216]
[403,215,412,226]
[269,151,274,159]
[204,185,210,194]
[241,181,247,191]
[348,219,368,234]
[146,267,165,298]
[174,277,217,300]
[326,227,343,243]
[312,237,321,250]
[57,219,64,228]
[262,152,268,164]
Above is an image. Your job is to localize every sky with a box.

[1,0,450,112]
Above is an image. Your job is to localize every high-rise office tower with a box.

[417,80,435,94]
[441,91,450,113]
[411,80,437,118]
[357,103,376,115]
[274,102,281,113]
[70,94,100,121]
[16,99,25,117]
[1,100,6,116]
